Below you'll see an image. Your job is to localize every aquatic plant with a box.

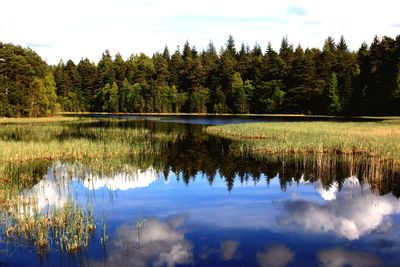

[3,201,95,253]
[0,118,176,162]
[206,120,400,165]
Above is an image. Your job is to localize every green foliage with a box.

[0,42,58,117]
[255,80,285,113]
[189,87,209,113]
[326,72,342,115]
[2,34,400,116]
[99,82,119,112]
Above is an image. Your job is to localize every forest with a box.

[0,35,399,117]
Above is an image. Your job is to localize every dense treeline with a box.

[1,35,399,117]
[0,42,58,117]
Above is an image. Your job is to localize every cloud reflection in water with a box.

[256,244,294,267]
[90,213,192,267]
[318,247,381,267]
[279,176,400,240]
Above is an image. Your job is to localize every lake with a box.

[0,116,399,267]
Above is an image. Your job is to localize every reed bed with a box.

[0,118,175,254]
[0,116,81,124]
[206,120,400,165]
[0,119,175,162]
[4,201,95,253]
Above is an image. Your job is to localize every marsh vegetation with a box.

[0,116,399,266]
[206,119,400,165]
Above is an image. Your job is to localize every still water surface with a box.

[1,117,399,267]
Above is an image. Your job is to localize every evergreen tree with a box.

[326,72,342,114]
[114,53,127,88]
[98,50,115,87]
[77,58,98,110]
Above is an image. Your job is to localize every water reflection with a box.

[18,162,159,213]
[1,119,400,266]
[278,176,400,240]
[199,240,240,262]
[89,214,193,267]
[83,167,158,191]
[256,245,295,267]
[317,247,381,267]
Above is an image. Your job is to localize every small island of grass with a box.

[206,119,400,165]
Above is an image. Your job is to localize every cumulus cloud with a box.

[19,163,71,214]
[90,214,192,267]
[82,167,158,191]
[19,162,158,216]
[318,247,381,267]
[316,181,339,201]
[257,245,294,267]
[279,177,400,240]
[1,0,398,64]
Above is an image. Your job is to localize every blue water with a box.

[1,118,397,267]
[6,163,400,267]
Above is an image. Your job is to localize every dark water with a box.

[74,113,384,125]
[1,118,399,267]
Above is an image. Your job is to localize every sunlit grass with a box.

[0,119,175,162]
[206,120,400,164]
[0,118,173,252]
[0,116,81,124]
[4,201,95,253]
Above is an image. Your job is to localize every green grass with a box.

[5,201,95,253]
[206,120,400,164]
[0,119,175,162]
[0,116,82,124]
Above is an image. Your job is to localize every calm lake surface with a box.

[1,116,399,267]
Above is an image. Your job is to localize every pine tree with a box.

[77,58,98,110]
[98,50,115,87]
[326,72,342,114]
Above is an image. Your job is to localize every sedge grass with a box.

[0,116,81,124]
[206,120,400,165]
[0,119,176,162]
[0,118,174,253]
[4,201,95,253]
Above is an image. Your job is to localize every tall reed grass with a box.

[206,120,400,165]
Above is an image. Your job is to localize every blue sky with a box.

[1,0,399,64]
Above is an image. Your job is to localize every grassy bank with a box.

[0,119,175,162]
[206,120,400,164]
[0,116,82,124]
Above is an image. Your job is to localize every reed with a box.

[0,119,176,162]
[3,201,95,253]
[206,120,400,165]
[0,116,81,124]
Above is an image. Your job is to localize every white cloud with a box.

[316,181,338,201]
[19,162,71,214]
[18,162,158,216]
[89,214,193,267]
[1,0,399,64]
[256,244,294,267]
[279,176,400,240]
[318,247,381,267]
[82,167,158,191]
